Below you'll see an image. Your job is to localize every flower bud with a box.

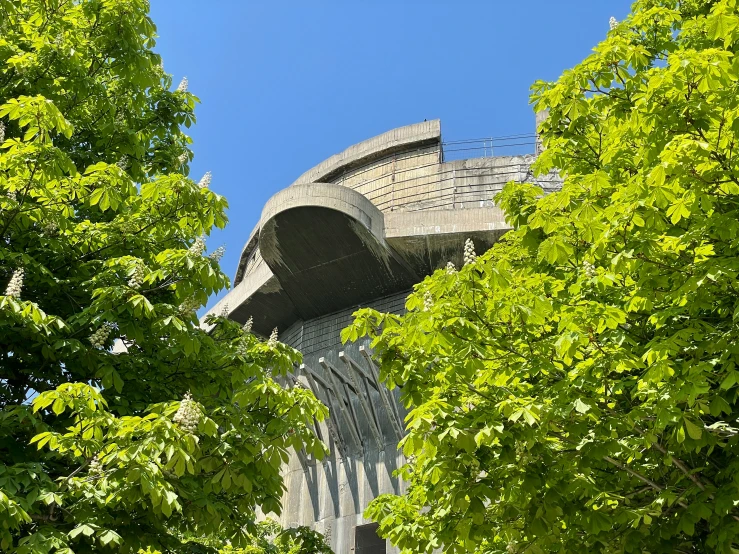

[463,238,477,266]
[89,322,116,349]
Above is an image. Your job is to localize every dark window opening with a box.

[355,523,385,554]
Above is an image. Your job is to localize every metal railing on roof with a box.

[441,133,538,161]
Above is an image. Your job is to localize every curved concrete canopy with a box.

[258,183,418,320]
[234,120,441,286]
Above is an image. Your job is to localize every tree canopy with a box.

[0,1,326,552]
[345,0,739,552]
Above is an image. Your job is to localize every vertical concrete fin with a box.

[339,351,384,449]
[359,346,405,440]
[320,357,364,451]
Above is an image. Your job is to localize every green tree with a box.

[0,1,326,552]
[345,0,739,552]
[173,519,333,554]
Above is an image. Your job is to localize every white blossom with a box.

[116,155,129,170]
[178,152,188,165]
[173,392,199,433]
[268,327,278,347]
[128,263,145,289]
[609,16,618,30]
[178,296,200,314]
[43,221,58,235]
[446,261,456,274]
[4,267,24,298]
[243,316,253,333]
[198,171,212,189]
[176,76,188,92]
[236,339,249,356]
[188,235,206,256]
[423,291,433,312]
[88,455,103,476]
[463,238,477,266]
[0,121,5,144]
[89,322,116,349]
[208,245,225,262]
[583,260,596,279]
[7,190,16,201]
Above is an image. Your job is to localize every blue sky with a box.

[149,1,634,312]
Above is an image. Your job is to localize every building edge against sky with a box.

[203,116,561,554]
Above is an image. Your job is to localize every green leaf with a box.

[574,399,591,414]
[684,418,702,440]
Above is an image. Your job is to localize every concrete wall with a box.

[276,291,410,554]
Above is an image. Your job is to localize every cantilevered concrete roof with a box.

[206,120,560,336]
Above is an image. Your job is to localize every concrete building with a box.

[205,119,559,553]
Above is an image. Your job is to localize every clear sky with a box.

[148,0,635,312]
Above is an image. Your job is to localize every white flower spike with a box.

[128,263,145,289]
[188,236,206,256]
[208,246,225,262]
[176,76,188,92]
[89,322,116,349]
[243,316,253,333]
[173,392,199,433]
[198,171,212,189]
[4,267,24,298]
[268,327,278,347]
[463,238,477,266]
[423,291,433,312]
[583,260,596,279]
[609,16,618,30]
[88,455,103,476]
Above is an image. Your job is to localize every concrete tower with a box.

[206,120,560,553]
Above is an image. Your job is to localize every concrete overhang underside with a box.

[218,183,512,337]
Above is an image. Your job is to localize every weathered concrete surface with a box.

[291,120,441,188]
[385,206,511,275]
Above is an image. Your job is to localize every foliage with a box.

[345,0,739,552]
[167,520,333,554]
[0,0,327,552]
